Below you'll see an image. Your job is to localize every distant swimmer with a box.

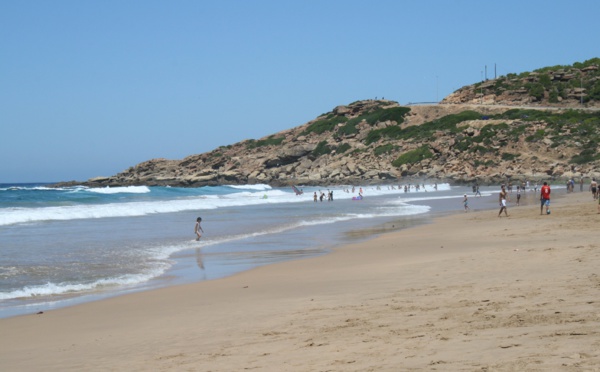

[194,217,204,241]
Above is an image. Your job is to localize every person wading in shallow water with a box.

[498,185,509,217]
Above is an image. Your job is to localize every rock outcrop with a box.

[442,58,600,108]
[63,98,600,188]
[57,59,600,188]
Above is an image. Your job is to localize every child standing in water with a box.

[194,217,204,241]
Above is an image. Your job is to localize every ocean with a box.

[0,182,499,318]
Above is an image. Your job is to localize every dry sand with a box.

[1,191,600,371]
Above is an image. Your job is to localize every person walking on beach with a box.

[540,182,551,215]
[194,217,204,241]
[498,185,509,217]
[516,186,522,206]
[590,178,598,200]
[463,194,469,212]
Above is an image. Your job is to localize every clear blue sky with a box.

[1,0,598,182]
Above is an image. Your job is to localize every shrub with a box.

[507,126,526,141]
[525,129,545,142]
[303,115,348,135]
[311,140,332,157]
[501,152,519,161]
[571,147,598,164]
[364,130,382,145]
[527,82,545,101]
[589,82,600,101]
[571,141,600,164]
[246,136,285,149]
[374,144,397,156]
[336,107,411,137]
[473,145,492,154]
[337,120,360,136]
[364,107,411,126]
[336,143,351,154]
[538,74,552,89]
[392,146,433,167]
[454,138,473,152]
[365,110,482,145]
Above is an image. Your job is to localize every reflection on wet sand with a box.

[196,248,206,279]
[343,216,430,240]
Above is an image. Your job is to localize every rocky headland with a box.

[60,59,600,188]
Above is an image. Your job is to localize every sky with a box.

[1,0,599,183]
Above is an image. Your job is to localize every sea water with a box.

[0,182,500,318]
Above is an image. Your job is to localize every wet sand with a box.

[1,190,599,371]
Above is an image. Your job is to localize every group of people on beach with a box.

[314,190,335,202]
[565,178,583,193]
[496,182,551,217]
[492,178,600,217]
[463,181,554,216]
[194,178,600,241]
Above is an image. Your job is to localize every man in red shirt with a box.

[540,181,551,215]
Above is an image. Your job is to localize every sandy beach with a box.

[1,190,599,371]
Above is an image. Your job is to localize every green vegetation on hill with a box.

[392,145,433,167]
[336,143,352,154]
[475,58,600,103]
[374,143,398,156]
[362,107,600,168]
[302,105,411,137]
[340,107,410,139]
[246,135,285,149]
[244,94,600,177]
[312,140,333,157]
[365,110,482,146]
[303,114,348,135]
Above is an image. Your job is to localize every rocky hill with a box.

[61,59,600,188]
[71,98,600,188]
[442,58,600,107]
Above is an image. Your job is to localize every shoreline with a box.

[2,189,599,370]
[0,182,467,319]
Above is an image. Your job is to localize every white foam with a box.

[0,271,163,300]
[1,186,68,192]
[0,245,189,301]
[227,184,272,191]
[0,189,287,225]
[0,183,450,226]
[86,186,151,194]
